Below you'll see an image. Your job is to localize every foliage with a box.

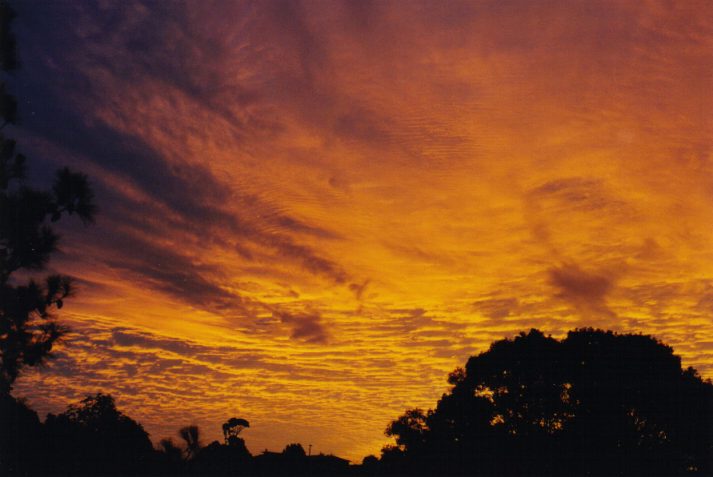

[179,424,202,460]
[0,394,42,474]
[43,393,154,475]
[222,416,250,446]
[385,328,713,475]
[0,0,95,395]
[282,442,306,457]
[385,408,429,453]
[159,437,183,462]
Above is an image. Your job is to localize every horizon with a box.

[6,0,713,462]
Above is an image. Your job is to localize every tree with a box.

[188,419,253,475]
[159,437,183,462]
[44,393,154,475]
[282,442,306,458]
[179,424,202,460]
[385,408,429,453]
[156,437,184,474]
[0,0,95,395]
[386,328,713,476]
[222,416,250,446]
[0,394,42,474]
[360,454,380,475]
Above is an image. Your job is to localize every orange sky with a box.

[11,0,713,461]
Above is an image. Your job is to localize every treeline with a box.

[1,328,712,476]
[0,393,351,476]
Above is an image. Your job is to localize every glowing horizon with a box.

[10,0,713,461]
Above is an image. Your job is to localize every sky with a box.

[8,0,713,462]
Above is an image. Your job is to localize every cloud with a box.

[273,310,329,344]
[529,177,628,216]
[349,280,370,301]
[13,0,350,292]
[9,0,713,463]
[548,263,616,317]
[473,297,519,320]
[112,329,198,355]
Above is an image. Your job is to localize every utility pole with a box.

[308,444,313,477]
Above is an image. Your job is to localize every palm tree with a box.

[178,425,201,460]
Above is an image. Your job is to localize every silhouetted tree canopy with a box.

[282,442,306,457]
[385,328,713,476]
[0,0,95,396]
[223,416,250,446]
[0,393,41,474]
[158,437,184,467]
[43,393,154,475]
[182,419,253,475]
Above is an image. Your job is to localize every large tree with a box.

[386,329,713,476]
[43,393,155,475]
[0,0,95,395]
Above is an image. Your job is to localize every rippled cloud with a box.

[10,0,713,461]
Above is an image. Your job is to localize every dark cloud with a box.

[262,0,329,86]
[112,329,197,355]
[333,107,395,145]
[530,177,623,213]
[111,328,262,363]
[548,263,615,316]
[11,0,350,296]
[273,310,328,344]
[30,111,343,283]
[339,0,380,32]
[472,297,519,319]
[90,227,244,315]
[262,236,347,284]
[695,292,713,313]
[349,280,370,301]
[269,216,342,239]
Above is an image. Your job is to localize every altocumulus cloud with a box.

[548,263,616,317]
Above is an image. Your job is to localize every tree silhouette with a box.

[0,394,42,474]
[179,424,202,460]
[189,420,253,475]
[156,437,184,475]
[159,437,183,462]
[43,393,154,475]
[282,443,306,458]
[222,416,250,446]
[0,1,18,127]
[0,0,95,396]
[385,408,429,455]
[361,454,380,475]
[386,328,712,476]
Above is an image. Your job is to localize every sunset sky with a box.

[9,0,713,461]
